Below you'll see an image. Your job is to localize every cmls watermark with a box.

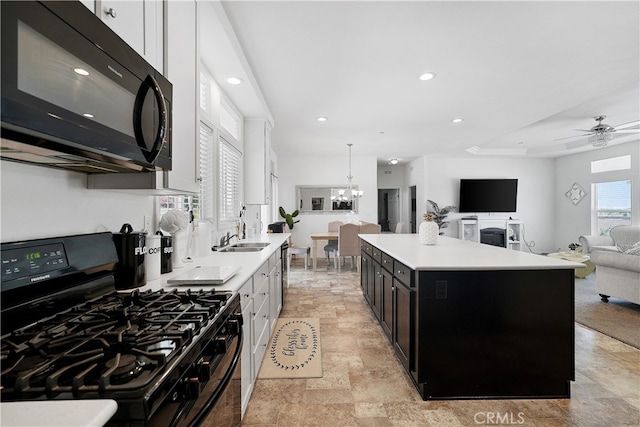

[474,412,526,425]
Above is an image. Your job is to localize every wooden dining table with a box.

[310,231,338,270]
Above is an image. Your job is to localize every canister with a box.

[113,223,146,289]
[145,234,161,281]
[157,231,173,274]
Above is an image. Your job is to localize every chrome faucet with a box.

[219,232,238,248]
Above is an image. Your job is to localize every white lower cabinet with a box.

[239,278,253,413]
[269,252,282,332]
[240,251,284,417]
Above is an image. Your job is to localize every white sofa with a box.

[579,225,640,304]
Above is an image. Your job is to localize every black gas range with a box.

[1,232,242,427]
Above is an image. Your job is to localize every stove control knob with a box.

[186,377,200,399]
[214,336,229,353]
[197,360,212,382]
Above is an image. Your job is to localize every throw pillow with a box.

[624,241,640,256]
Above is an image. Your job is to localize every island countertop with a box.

[359,234,584,271]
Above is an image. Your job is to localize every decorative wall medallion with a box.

[565,182,587,205]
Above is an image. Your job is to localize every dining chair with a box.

[334,223,361,271]
[284,224,310,269]
[324,221,342,266]
[360,223,382,234]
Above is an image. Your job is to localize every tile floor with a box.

[242,261,640,426]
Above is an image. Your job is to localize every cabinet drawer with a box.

[269,252,278,270]
[361,240,373,255]
[252,296,270,347]
[381,252,394,272]
[252,319,270,376]
[371,245,383,264]
[253,280,269,315]
[253,261,270,293]
[394,260,413,287]
[239,279,252,311]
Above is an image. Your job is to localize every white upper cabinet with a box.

[244,119,273,205]
[96,0,163,72]
[163,0,200,193]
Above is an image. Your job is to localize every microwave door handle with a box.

[133,74,168,164]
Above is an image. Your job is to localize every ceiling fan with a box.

[556,115,640,148]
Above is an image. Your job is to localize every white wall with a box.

[1,161,155,242]
[555,141,640,249]
[277,152,378,248]
[403,156,557,253]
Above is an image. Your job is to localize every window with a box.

[218,137,242,224]
[199,122,215,221]
[159,195,199,224]
[591,180,632,235]
[591,155,631,174]
[590,155,633,235]
[220,100,241,141]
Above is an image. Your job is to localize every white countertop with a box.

[141,233,289,293]
[360,234,584,271]
[1,400,118,427]
[0,233,289,427]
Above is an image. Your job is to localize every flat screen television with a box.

[458,179,518,213]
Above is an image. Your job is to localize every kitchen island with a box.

[359,234,582,400]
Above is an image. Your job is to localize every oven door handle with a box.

[187,324,243,427]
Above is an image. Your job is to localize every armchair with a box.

[580,225,640,304]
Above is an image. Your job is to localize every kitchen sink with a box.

[218,243,268,253]
[233,242,270,248]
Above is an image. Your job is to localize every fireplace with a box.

[480,227,506,247]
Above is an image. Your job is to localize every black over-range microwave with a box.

[1,1,172,173]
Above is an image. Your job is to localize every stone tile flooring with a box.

[242,262,640,426]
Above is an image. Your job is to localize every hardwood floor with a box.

[242,261,640,426]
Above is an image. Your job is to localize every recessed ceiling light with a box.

[316,116,328,122]
[452,118,464,123]
[389,158,398,165]
[74,68,89,76]
[419,72,437,81]
[227,77,244,85]
[83,113,95,118]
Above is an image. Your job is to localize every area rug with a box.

[257,318,323,379]
[574,274,640,349]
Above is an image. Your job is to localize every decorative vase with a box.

[419,220,439,245]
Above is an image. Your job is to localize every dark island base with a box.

[415,378,571,401]
[411,269,575,400]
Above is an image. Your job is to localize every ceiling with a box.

[213,1,640,164]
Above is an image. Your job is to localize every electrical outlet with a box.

[144,215,151,232]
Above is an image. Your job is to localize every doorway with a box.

[410,185,417,233]
[378,189,400,232]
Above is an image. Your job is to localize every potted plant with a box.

[568,242,581,253]
[279,207,300,230]
[427,200,456,235]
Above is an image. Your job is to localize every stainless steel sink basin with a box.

[233,242,270,248]
[218,244,267,253]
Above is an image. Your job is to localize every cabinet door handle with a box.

[243,293,250,298]
[105,7,117,18]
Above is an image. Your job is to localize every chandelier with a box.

[330,144,363,207]
[345,143,363,200]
